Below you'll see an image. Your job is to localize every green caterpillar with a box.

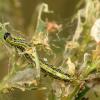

[4,32,71,81]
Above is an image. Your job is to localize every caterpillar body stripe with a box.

[4,32,71,81]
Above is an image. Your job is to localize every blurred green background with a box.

[0,0,100,100]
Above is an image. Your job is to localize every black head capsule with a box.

[4,32,11,40]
